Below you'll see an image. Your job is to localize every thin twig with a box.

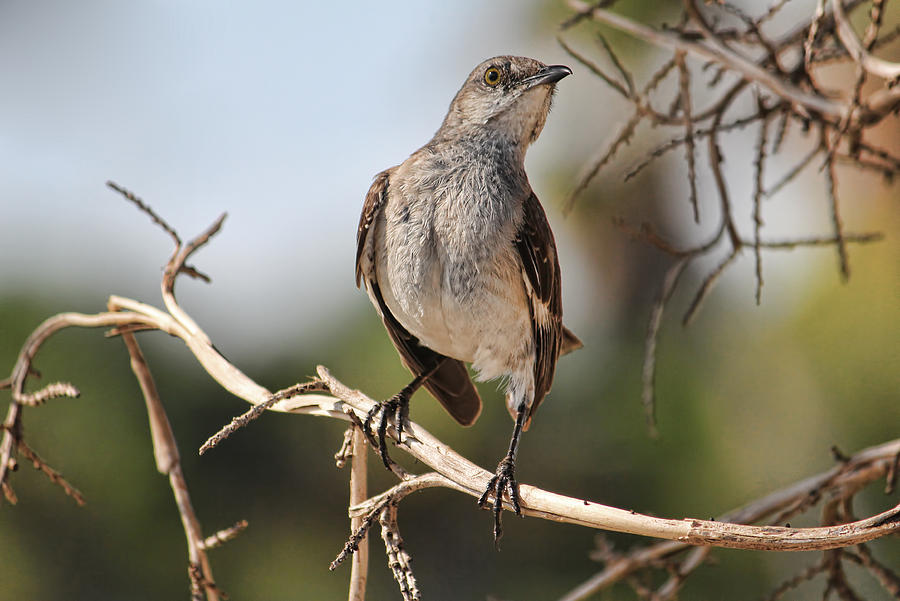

[756,0,793,27]
[565,109,641,212]
[822,133,850,281]
[199,380,330,455]
[641,258,689,435]
[380,503,421,601]
[752,112,771,304]
[597,31,635,96]
[16,437,85,506]
[805,0,829,75]
[844,544,900,596]
[625,109,767,183]
[771,108,790,155]
[107,181,181,246]
[16,381,80,407]
[764,143,823,198]
[675,51,700,223]
[199,520,249,551]
[742,232,882,249]
[763,558,827,601]
[331,501,385,572]
[858,0,886,96]
[655,546,712,600]
[683,248,740,326]
[561,52,678,211]
[557,34,630,99]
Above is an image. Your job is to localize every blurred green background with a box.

[2,1,898,600]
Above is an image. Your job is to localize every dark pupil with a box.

[487,69,498,82]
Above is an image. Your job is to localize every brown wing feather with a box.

[356,170,391,287]
[514,192,568,423]
[355,171,483,426]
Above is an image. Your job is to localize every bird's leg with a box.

[364,361,443,470]
[478,400,528,545]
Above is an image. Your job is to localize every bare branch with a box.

[843,544,900,596]
[199,520,249,551]
[558,439,900,600]
[566,0,845,118]
[596,31,635,96]
[1,311,150,497]
[822,133,850,281]
[764,143,823,198]
[565,109,641,212]
[743,232,882,249]
[16,381,80,407]
[641,258,689,435]
[347,426,369,601]
[625,109,766,183]
[752,112,771,304]
[16,437,85,506]
[675,51,700,222]
[198,379,329,455]
[380,503,421,601]
[557,34,630,99]
[682,247,740,326]
[654,546,712,600]
[331,500,384,573]
[762,558,827,601]
[120,330,222,601]
[560,50,679,211]
[318,367,900,552]
[805,0,830,76]
[107,180,181,246]
[756,0,793,27]
[832,0,900,80]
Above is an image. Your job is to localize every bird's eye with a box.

[484,67,502,87]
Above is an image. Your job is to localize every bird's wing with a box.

[356,171,483,426]
[356,170,391,287]
[514,191,566,424]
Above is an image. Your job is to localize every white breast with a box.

[373,190,533,383]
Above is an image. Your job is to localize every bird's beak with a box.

[521,65,572,89]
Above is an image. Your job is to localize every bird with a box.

[355,55,580,542]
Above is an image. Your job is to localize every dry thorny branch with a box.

[2,182,898,599]
[559,0,897,436]
[2,2,899,598]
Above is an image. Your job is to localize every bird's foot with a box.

[478,454,521,545]
[364,390,411,470]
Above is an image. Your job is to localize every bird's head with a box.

[439,56,572,147]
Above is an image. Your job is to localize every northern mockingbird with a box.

[356,55,580,542]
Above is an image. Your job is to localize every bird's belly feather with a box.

[377,220,531,382]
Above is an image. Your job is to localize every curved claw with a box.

[478,456,521,544]
[363,392,410,470]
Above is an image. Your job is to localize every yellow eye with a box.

[484,67,501,86]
